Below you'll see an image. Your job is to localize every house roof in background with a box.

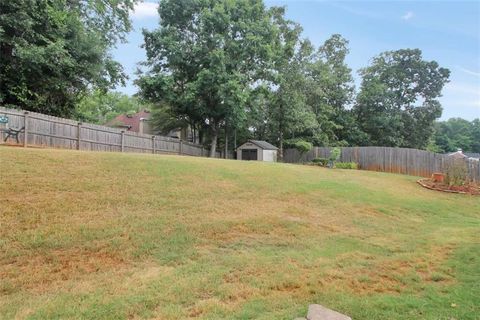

[465,153,480,159]
[244,140,278,150]
[447,150,468,159]
[106,110,151,132]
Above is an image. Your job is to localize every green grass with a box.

[0,147,479,319]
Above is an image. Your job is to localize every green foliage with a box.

[74,90,146,124]
[354,49,450,149]
[259,33,356,155]
[136,4,453,152]
[263,19,318,156]
[431,118,480,153]
[312,158,329,166]
[150,104,189,136]
[329,147,341,162]
[285,139,313,154]
[138,0,279,156]
[308,34,356,145]
[138,6,360,156]
[311,149,342,167]
[335,162,358,169]
[0,0,137,117]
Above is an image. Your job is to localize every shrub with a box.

[329,147,341,162]
[312,158,329,166]
[335,162,358,169]
[285,139,313,154]
[296,140,313,154]
[326,147,342,168]
[444,158,468,186]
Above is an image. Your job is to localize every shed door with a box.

[242,149,258,161]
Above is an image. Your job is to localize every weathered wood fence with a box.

[284,146,480,182]
[0,107,222,158]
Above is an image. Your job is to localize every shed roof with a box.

[241,140,278,150]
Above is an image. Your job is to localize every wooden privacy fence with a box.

[284,146,480,182]
[0,107,221,158]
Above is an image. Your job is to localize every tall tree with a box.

[354,49,450,148]
[0,0,136,116]
[306,34,355,146]
[263,11,319,158]
[138,0,279,157]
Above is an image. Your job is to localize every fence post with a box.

[179,139,183,155]
[152,135,155,154]
[120,131,125,152]
[23,111,29,147]
[77,122,82,150]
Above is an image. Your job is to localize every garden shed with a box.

[236,140,278,162]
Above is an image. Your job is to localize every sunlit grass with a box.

[0,147,479,319]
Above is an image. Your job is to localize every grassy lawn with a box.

[0,147,479,319]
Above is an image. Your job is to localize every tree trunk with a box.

[224,124,228,159]
[279,125,284,161]
[279,135,284,161]
[278,102,284,161]
[209,122,218,158]
[198,125,203,144]
[234,129,237,149]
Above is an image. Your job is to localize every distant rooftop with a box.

[106,110,150,132]
[465,152,480,159]
[247,140,278,150]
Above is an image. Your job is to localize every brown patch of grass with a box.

[0,248,127,293]
[332,245,456,295]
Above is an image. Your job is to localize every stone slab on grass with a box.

[306,304,352,320]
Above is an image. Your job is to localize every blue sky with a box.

[113,0,480,120]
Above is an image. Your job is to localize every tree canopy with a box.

[74,90,148,124]
[354,49,450,149]
[430,118,480,153]
[137,2,364,157]
[0,0,137,116]
[1,0,456,154]
[137,0,282,156]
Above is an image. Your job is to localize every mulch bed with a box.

[417,178,480,195]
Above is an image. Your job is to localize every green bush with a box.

[285,139,313,154]
[312,158,329,166]
[335,162,358,169]
[329,147,341,162]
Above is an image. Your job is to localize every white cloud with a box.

[330,2,381,19]
[130,2,159,19]
[445,82,480,96]
[401,11,414,21]
[458,66,480,77]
